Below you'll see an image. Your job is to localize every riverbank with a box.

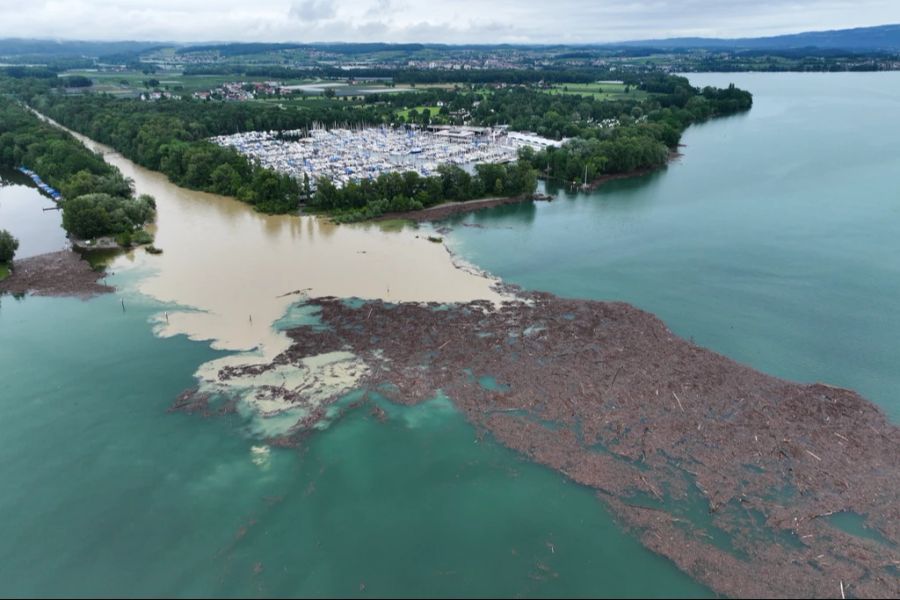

[0,250,113,297]
[196,292,899,599]
[372,193,553,223]
[31,109,508,350]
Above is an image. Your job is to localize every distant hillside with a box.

[0,39,163,58]
[2,23,899,62]
[613,24,900,52]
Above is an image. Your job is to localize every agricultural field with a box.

[542,81,649,100]
[57,70,416,98]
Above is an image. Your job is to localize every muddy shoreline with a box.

[192,291,899,598]
[0,250,113,297]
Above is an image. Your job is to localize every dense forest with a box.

[0,97,112,187]
[27,92,302,214]
[0,96,155,240]
[312,161,538,222]
[61,193,156,241]
[518,82,753,184]
[2,71,751,221]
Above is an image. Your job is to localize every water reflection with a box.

[0,168,68,258]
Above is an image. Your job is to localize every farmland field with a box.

[543,81,649,100]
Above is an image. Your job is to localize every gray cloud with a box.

[364,0,401,19]
[289,0,337,22]
[0,0,897,43]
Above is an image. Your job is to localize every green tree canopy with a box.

[0,229,19,263]
[61,193,156,239]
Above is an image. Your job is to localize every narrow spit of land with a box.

[374,151,681,223]
[187,291,899,599]
[0,251,112,298]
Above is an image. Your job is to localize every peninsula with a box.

[3,71,750,224]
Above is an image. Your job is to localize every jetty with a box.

[17,167,63,203]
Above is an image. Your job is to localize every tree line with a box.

[3,71,751,222]
[32,93,302,213]
[518,81,753,185]
[0,96,155,240]
[311,162,538,222]
[180,64,633,85]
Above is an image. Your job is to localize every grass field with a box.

[0,263,10,281]
[396,105,445,121]
[542,81,648,101]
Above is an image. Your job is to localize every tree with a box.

[0,229,18,263]
[61,193,155,239]
[323,87,336,99]
[210,163,242,195]
[64,76,93,88]
[60,170,133,200]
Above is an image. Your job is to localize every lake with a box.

[1,72,898,596]
[444,72,900,421]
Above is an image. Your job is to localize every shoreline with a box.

[188,291,899,598]
[584,149,682,190]
[370,149,682,224]
[0,250,114,298]
[31,107,509,360]
[372,193,552,223]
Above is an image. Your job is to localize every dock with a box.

[17,167,63,203]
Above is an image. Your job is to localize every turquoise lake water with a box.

[445,72,900,421]
[0,276,707,596]
[1,72,898,596]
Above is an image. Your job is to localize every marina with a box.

[211,126,546,188]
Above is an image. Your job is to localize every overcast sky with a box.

[0,0,898,44]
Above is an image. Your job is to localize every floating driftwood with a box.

[196,292,900,598]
